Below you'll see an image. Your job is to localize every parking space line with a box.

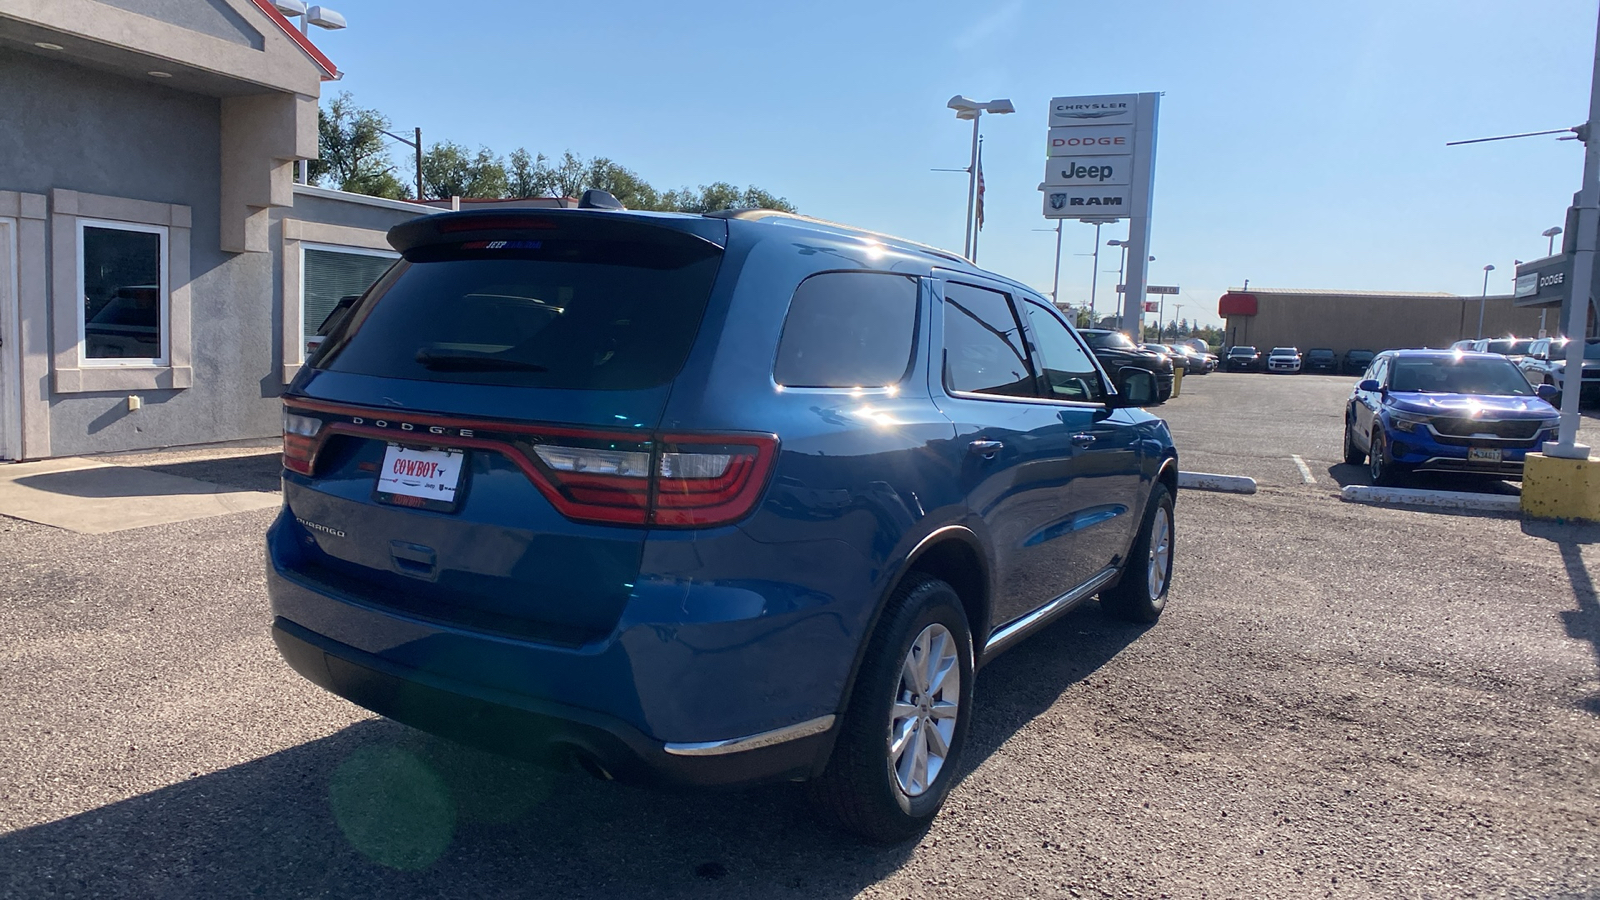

[1291,455,1316,484]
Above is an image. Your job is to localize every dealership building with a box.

[1217,288,1553,357]
[0,0,439,462]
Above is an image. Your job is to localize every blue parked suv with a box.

[267,201,1179,843]
[1344,349,1560,484]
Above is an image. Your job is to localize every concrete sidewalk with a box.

[0,452,280,534]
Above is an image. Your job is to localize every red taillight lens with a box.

[530,443,653,525]
[282,409,323,475]
[652,436,778,527]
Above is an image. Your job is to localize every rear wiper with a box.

[415,349,548,372]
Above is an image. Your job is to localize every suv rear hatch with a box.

[279,210,773,646]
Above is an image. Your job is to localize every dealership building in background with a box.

[0,0,435,462]
[1217,288,1552,356]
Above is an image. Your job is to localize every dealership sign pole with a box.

[1040,92,1159,336]
[1548,9,1600,459]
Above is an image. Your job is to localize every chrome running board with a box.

[979,565,1119,665]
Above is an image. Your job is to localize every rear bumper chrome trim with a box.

[663,715,837,757]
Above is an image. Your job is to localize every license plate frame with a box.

[373,443,467,512]
[1467,446,1502,464]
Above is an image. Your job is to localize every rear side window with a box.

[773,272,919,387]
[942,282,1035,397]
[315,240,722,391]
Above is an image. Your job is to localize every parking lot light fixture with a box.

[1477,264,1495,339]
[1544,226,1563,256]
[947,95,1014,261]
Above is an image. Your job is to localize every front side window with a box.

[303,245,399,344]
[79,220,167,364]
[942,282,1035,397]
[773,272,919,388]
[1023,300,1104,403]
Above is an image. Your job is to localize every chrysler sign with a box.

[1048,93,1137,128]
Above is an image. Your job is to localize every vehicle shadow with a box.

[1322,461,1521,496]
[1520,519,1600,716]
[0,606,1141,899]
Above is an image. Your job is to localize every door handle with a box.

[1071,432,1096,448]
[968,439,1004,459]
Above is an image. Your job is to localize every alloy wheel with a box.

[1147,506,1172,600]
[889,623,961,798]
[1369,431,1384,482]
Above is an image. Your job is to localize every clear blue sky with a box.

[310,0,1598,326]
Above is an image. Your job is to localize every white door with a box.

[0,218,17,461]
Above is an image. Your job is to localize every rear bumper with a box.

[272,616,835,787]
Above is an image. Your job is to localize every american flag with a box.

[975,150,986,231]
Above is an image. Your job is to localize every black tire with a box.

[1101,482,1174,623]
[1368,427,1405,486]
[1343,411,1366,466]
[808,574,975,845]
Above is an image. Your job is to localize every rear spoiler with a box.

[387,208,728,256]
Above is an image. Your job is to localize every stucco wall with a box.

[1222,292,1551,356]
[0,51,425,458]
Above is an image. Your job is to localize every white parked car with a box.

[1266,346,1302,374]
[1519,337,1600,405]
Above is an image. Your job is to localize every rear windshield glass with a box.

[1389,357,1533,396]
[773,272,919,388]
[314,241,722,390]
[1083,331,1136,350]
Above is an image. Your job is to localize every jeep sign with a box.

[1043,155,1133,187]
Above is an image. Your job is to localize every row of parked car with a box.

[1449,336,1600,406]
[1221,345,1376,375]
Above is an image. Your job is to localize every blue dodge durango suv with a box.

[268,201,1179,843]
[1344,349,1560,484]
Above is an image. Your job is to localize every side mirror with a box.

[1111,367,1159,408]
[1536,383,1559,402]
[1357,379,1382,393]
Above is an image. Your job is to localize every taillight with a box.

[279,399,777,528]
[527,435,777,527]
[531,443,654,524]
[282,410,323,475]
[653,437,777,527]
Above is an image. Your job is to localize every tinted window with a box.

[942,283,1035,397]
[1024,301,1104,402]
[304,248,397,339]
[82,225,163,361]
[773,272,918,387]
[1389,357,1534,395]
[1230,346,1257,356]
[1083,330,1137,350]
[317,241,721,390]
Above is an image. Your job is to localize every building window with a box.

[301,244,397,355]
[78,219,168,366]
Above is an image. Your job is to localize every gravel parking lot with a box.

[1,376,1597,899]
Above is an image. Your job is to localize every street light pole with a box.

[1477,264,1495,339]
[1546,4,1600,460]
[1089,223,1103,321]
[948,96,1014,262]
[1545,225,1564,257]
[1051,220,1063,303]
[380,127,424,200]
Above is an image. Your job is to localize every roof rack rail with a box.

[704,208,971,267]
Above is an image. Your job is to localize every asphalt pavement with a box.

[1,380,1597,899]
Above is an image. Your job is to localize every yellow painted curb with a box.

[1522,452,1600,522]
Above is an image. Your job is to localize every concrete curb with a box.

[1178,472,1258,494]
[1339,485,1522,513]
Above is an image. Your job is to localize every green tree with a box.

[660,181,795,213]
[421,141,509,200]
[507,147,547,198]
[310,92,408,199]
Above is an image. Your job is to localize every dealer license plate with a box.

[1467,447,1502,464]
[374,443,466,512]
